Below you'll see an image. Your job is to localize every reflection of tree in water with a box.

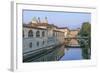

[68,39,79,46]
[82,47,90,59]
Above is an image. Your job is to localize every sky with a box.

[23,10,91,30]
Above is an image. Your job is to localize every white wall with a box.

[23,27,48,53]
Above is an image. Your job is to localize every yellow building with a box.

[69,29,80,38]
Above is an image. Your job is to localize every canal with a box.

[23,38,90,62]
[60,48,83,61]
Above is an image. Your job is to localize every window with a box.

[42,41,45,45]
[28,30,33,37]
[53,32,55,37]
[37,41,39,46]
[36,31,40,37]
[29,42,32,48]
[42,31,45,37]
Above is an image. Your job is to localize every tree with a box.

[79,22,91,37]
[78,22,91,59]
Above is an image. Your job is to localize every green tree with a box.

[78,22,91,59]
[79,22,91,47]
[79,22,91,37]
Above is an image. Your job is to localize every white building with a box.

[23,17,68,56]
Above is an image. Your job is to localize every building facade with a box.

[69,29,80,38]
[23,17,68,56]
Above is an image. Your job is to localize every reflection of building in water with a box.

[69,39,79,46]
[23,17,69,57]
[68,29,80,46]
[33,46,65,62]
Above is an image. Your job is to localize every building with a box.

[58,27,70,37]
[23,17,69,56]
[69,29,80,38]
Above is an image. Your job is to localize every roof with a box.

[58,27,69,30]
[23,24,47,30]
[23,21,69,32]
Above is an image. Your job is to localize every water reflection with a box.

[78,37,91,59]
[23,38,90,62]
[60,48,83,60]
[32,46,65,62]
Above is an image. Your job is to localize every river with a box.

[23,38,90,62]
[60,48,83,61]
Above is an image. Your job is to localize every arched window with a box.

[42,31,45,37]
[36,31,40,37]
[28,30,33,37]
[29,42,32,48]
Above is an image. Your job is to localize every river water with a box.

[32,39,83,62]
[60,48,83,61]
[31,46,83,62]
[23,39,86,62]
[59,38,83,60]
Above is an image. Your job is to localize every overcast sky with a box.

[23,10,91,30]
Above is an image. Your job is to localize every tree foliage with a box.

[79,22,91,37]
[78,22,91,59]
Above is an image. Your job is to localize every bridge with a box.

[65,44,81,48]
